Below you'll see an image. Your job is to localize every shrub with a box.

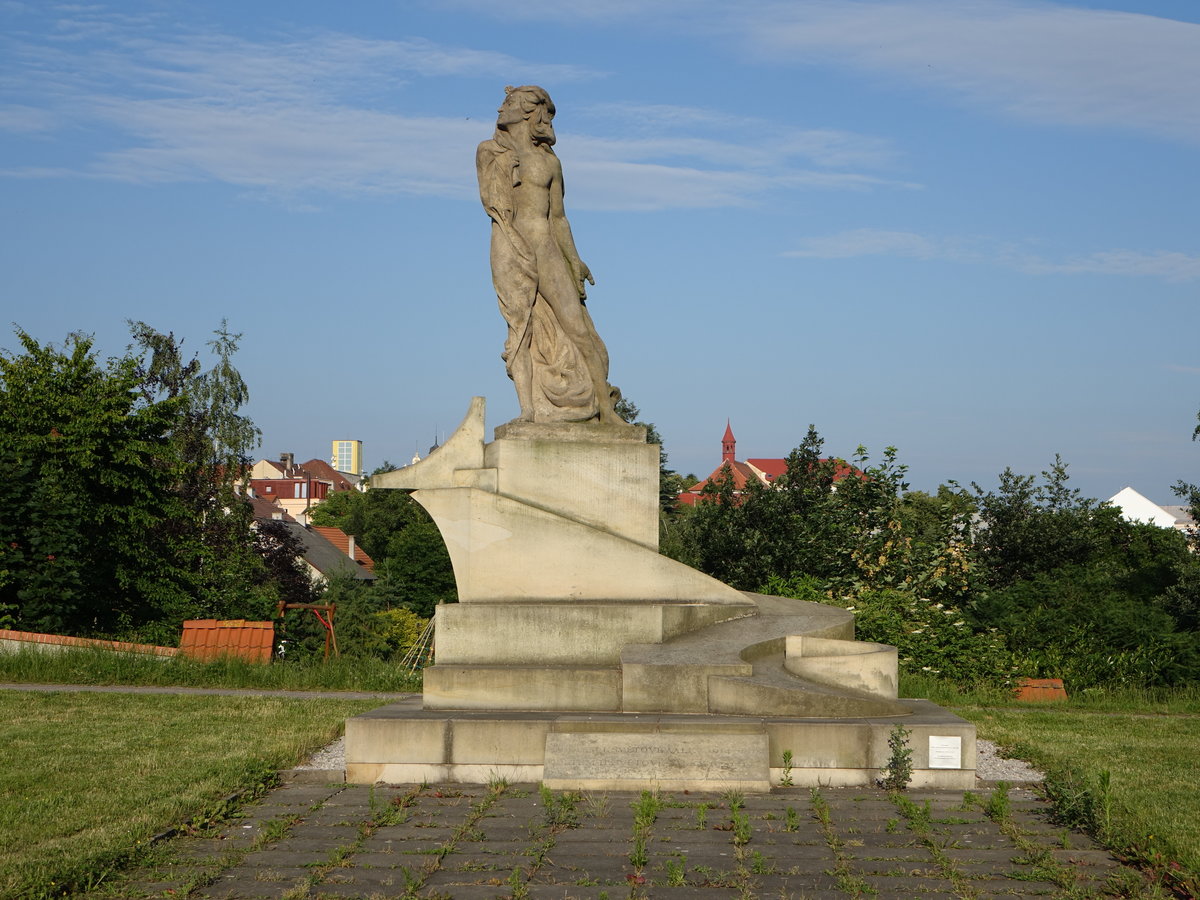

[374,607,430,661]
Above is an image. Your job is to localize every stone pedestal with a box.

[350,398,978,790]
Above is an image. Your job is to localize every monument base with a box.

[345,698,977,791]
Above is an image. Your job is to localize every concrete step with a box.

[620,592,900,716]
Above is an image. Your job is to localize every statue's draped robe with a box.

[477,137,608,422]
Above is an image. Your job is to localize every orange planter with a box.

[1014,677,1067,702]
[180,619,274,664]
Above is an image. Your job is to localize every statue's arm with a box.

[477,141,532,262]
[549,161,593,298]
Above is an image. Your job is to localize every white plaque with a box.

[928,735,962,769]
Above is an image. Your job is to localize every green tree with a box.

[308,482,456,618]
[0,331,187,634]
[0,325,271,640]
[127,321,268,625]
[969,456,1200,686]
[970,456,1105,591]
[667,426,972,599]
[614,395,687,514]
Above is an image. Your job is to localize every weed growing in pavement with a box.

[583,793,610,819]
[890,792,977,897]
[879,724,913,791]
[665,854,687,886]
[972,780,1119,897]
[540,789,581,828]
[780,749,795,787]
[694,803,709,830]
[507,865,529,900]
[722,789,745,812]
[784,806,799,832]
[809,788,872,897]
[629,790,662,873]
[731,810,752,846]
[984,781,1011,821]
[629,832,648,868]
[632,789,662,825]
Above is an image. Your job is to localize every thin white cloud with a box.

[1017,249,1200,282]
[0,104,57,133]
[1167,365,1200,375]
[581,102,898,168]
[84,102,485,199]
[785,229,979,261]
[741,0,1200,144]
[449,0,1200,145]
[0,11,910,210]
[786,228,1200,283]
[435,0,702,25]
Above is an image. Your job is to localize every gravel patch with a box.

[294,736,346,771]
[976,738,1045,782]
[294,737,1045,782]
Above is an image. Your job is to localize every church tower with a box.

[722,420,736,464]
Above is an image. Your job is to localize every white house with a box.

[1107,486,1192,532]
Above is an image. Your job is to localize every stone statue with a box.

[477,85,622,425]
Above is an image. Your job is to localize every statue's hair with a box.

[499,85,556,145]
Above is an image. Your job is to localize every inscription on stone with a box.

[928,735,963,769]
[543,730,769,791]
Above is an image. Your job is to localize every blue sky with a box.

[1,0,1197,502]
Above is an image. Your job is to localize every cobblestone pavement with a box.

[123,780,1130,899]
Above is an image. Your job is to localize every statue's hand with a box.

[576,261,594,297]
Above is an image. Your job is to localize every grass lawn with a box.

[0,645,421,693]
[900,676,1200,886]
[0,690,378,899]
[957,704,1200,876]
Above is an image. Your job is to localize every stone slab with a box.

[422,665,621,711]
[542,729,770,792]
[485,431,658,549]
[434,601,752,666]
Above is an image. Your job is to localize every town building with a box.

[677,422,858,506]
[1107,486,1196,534]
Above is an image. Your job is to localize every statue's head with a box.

[497,85,556,146]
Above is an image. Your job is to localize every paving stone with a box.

[320,866,411,887]
[751,873,844,893]
[239,847,329,868]
[111,781,1152,900]
[1050,848,1121,868]
[848,858,943,876]
[545,838,630,857]
[862,874,957,892]
[850,848,935,863]
[942,847,1023,863]
[969,875,1060,895]
[349,848,416,866]
[198,869,311,898]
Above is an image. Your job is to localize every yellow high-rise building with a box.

[331,439,362,476]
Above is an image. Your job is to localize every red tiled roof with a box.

[310,526,375,572]
[678,461,759,505]
[746,458,787,481]
[299,459,357,493]
[248,495,294,521]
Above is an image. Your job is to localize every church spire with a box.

[722,420,736,464]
